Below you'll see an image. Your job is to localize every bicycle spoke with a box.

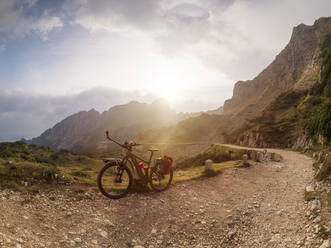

[98,164,132,199]
[150,166,173,192]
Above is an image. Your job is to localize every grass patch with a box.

[0,141,105,193]
[175,144,246,169]
[0,142,247,195]
[0,180,28,193]
[174,160,242,183]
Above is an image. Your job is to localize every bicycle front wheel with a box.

[97,163,132,199]
[150,167,173,192]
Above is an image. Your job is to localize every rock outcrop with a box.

[292,130,314,150]
[237,132,269,148]
[224,17,331,117]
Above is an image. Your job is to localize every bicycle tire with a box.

[97,163,132,199]
[149,167,173,192]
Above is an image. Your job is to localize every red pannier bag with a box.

[162,156,173,175]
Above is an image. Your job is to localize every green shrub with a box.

[305,102,331,142]
[15,140,26,146]
[0,149,14,158]
[70,170,91,178]
[0,161,60,188]
[316,156,331,181]
[307,95,322,105]
[325,83,331,98]
[268,90,307,111]
[20,154,28,160]
[310,82,324,95]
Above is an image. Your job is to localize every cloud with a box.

[155,0,331,79]
[64,0,162,32]
[0,44,5,54]
[64,0,331,80]
[29,13,63,40]
[0,0,63,43]
[0,87,157,141]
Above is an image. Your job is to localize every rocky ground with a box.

[0,146,330,248]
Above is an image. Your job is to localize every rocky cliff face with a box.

[224,17,331,118]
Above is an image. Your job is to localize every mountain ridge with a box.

[30,99,223,153]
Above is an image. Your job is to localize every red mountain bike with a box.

[97,131,173,199]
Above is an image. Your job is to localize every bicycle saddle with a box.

[148,148,159,152]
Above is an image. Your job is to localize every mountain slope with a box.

[140,17,331,146]
[228,29,331,148]
[30,100,182,153]
[224,17,331,120]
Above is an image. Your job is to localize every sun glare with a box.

[146,56,205,103]
[151,72,185,102]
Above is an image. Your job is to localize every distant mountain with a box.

[140,17,331,147]
[177,106,223,120]
[29,99,175,152]
[30,99,223,153]
[137,113,231,144]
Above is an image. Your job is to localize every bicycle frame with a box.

[122,149,156,181]
[105,131,156,181]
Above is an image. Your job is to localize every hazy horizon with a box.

[0,0,330,141]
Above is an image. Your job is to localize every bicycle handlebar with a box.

[105,130,141,149]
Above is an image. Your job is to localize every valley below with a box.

[1,146,329,248]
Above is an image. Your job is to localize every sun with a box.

[145,55,221,103]
[152,78,183,102]
[148,68,189,103]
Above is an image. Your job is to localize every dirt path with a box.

[0,146,324,248]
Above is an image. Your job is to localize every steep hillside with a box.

[137,113,230,144]
[224,17,331,121]
[229,33,331,148]
[140,17,331,146]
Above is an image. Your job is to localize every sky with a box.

[0,0,330,141]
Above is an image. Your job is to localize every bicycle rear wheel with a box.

[97,163,132,199]
[150,166,173,192]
